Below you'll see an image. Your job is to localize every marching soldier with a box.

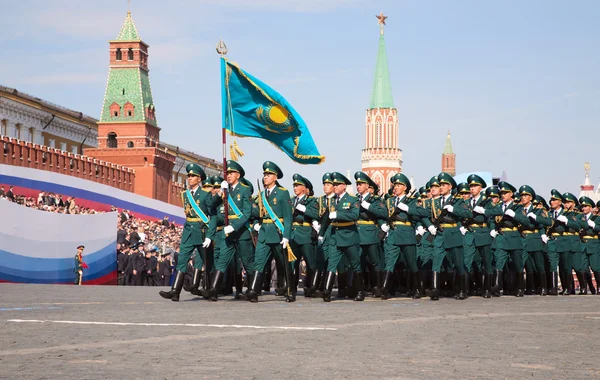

[477,181,525,297]
[577,196,599,294]
[201,160,252,301]
[417,177,441,296]
[290,174,319,297]
[321,172,363,302]
[381,173,428,299]
[247,161,294,302]
[160,164,215,302]
[462,175,495,297]
[354,171,388,297]
[74,245,85,285]
[305,173,336,297]
[511,185,552,296]
[547,191,580,295]
[424,173,472,300]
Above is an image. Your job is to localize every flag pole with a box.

[217,37,229,226]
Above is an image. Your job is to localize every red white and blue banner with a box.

[0,199,117,285]
[0,164,184,224]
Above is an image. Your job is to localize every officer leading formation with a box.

[159,165,600,302]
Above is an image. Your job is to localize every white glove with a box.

[473,206,486,214]
[505,209,515,218]
[280,238,289,249]
[311,220,320,231]
[416,225,426,236]
[361,200,371,210]
[527,212,537,220]
[220,180,228,190]
[397,202,409,212]
[318,236,324,244]
[490,230,498,238]
[329,212,337,219]
[588,219,596,229]
[443,205,454,213]
[541,234,549,244]
[557,215,568,224]
[428,225,437,236]
[460,226,467,235]
[295,204,306,213]
[223,225,234,234]
[202,238,211,248]
[253,223,261,232]
[381,223,390,233]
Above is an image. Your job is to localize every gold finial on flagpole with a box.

[216,37,228,56]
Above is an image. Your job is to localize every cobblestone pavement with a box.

[1,284,599,379]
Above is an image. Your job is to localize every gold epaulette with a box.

[278,186,287,191]
[239,182,249,187]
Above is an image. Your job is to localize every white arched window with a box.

[375,122,382,148]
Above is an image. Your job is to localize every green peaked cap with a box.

[331,172,351,185]
[467,174,487,188]
[186,163,206,180]
[263,161,283,179]
[226,160,245,177]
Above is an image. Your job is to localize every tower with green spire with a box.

[442,131,456,176]
[361,12,402,194]
[85,10,175,202]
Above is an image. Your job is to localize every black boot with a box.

[548,272,558,295]
[184,268,201,294]
[515,272,525,297]
[353,272,365,301]
[577,272,587,295]
[159,271,184,302]
[381,271,393,300]
[234,273,245,300]
[309,270,324,298]
[206,270,224,301]
[285,268,297,303]
[457,273,468,300]
[586,271,596,294]
[525,272,535,295]
[492,270,503,297]
[483,273,492,298]
[336,272,348,299]
[447,271,456,299]
[372,271,383,298]
[430,272,440,301]
[588,272,600,294]
[539,272,547,296]
[322,271,336,302]
[412,272,422,299]
[247,271,263,303]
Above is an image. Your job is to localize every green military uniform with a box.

[354,171,388,297]
[485,181,526,297]
[464,175,495,297]
[381,173,428,299]
[576,196,600,294]
[422,173,472,300]
[160,164,215,302]
[321,172,363,302]
[202,160,253,301]
[74,245,84,285]
[512,185,552,296]
[416,177,441,287]
[547,190,580,295]
[247,161,294,302]
[309,173,336,297]
[289,174,320,297]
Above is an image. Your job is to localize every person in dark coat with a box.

[129,227,141,247]
[132,244,146,286]
[159,251,173,286]
[145,249,158,286]
[117,246,128,285]
[6,186,15,201]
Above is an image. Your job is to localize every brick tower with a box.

[441,131,456,176]
[86,11,175,202]
[361,13,402,195]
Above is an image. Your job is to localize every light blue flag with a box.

[221,57,325,165]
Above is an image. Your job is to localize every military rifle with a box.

[495,201,523,236]
[463,196,493,232]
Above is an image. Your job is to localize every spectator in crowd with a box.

[161,216,170,227]
[0,186,4,197]
[6,186,14,201]
[145,248,158,286]
[120,209,131,223]
[130,226,141,247]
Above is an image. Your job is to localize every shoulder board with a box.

[239,182,249,187]
[278,186,287,191]
[201,188,211,192]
